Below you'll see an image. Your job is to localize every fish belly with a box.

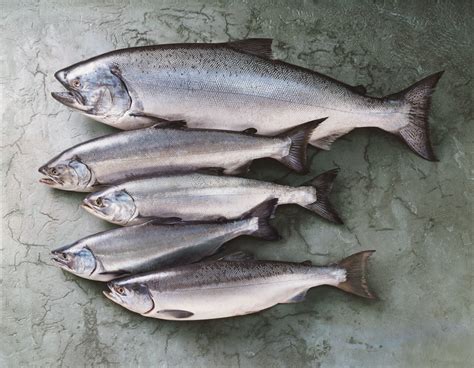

[150,280,314,320]
[140,191,270,221]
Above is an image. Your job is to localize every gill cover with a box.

[51,246,97,277]
[83,189,137,226]
[39,157,93,191]
[104,282,154,315]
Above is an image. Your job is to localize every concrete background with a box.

[1,0,472,367]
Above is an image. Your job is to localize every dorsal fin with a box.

[351,84,367,95]
[227,39,274,59]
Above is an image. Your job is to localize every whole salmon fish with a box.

[103,250,376,320]
[38,119,323,192]
[81,169,342,225]
[52,39,442,160]
[51,199,279,281]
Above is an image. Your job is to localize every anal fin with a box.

[311,133,342,150]
[223,162,252,175]
[283,290,308,304]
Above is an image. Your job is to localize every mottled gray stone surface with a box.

[1,0,472,367]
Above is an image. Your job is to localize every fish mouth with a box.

[51,70,92,112]
[38,166,62,187]
[50,252,71,270]
[39,177,57,186]
[103,290,115,301]
[51,91,92,112]
[81,199,98,214]
[103,283,122,304]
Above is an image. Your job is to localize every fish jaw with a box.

[52,70,93,112]
[38,165,64,189]
[51,91,93,112]
[80,199,99,216]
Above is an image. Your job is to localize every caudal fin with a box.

[243,199,280,241]
[302,168,343,224]
[335,250,376,299]
[385,71,443,161]
[278,118,327,174]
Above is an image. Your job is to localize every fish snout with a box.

[38,165,48,175]
[50,250,69,268]
[54,69,67,84]
[103,283,119,302]
[38,165,58,186]
[81,197,98,214]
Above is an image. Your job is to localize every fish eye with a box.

[95,197,104,207]
[71,79,81,88]
[116,286,125,295]
[50,168,58,175]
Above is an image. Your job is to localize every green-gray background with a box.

[1,1,472,367]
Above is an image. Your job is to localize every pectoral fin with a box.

[140,216,183,224]
[218,251,256,262]
[128,112,187,128]
[196,167,225,176]
[157,309,194,319]
[152,120,187,129]
[242,128,258,135]
[98,270,131,278]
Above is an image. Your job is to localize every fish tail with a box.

[277,118,327,174]
[385,71,443,161]
[243,199,280,241]
[301,168,343,224]
[334,250,377,299]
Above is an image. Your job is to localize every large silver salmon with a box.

[52,39,442,160]
[81,169,342,225]
[103,250,376,320]
[38,119,323,192]
[51,199,279,281]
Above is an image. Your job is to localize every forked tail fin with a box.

[277,118,327,174]
[385,71,444,161]
[302,168,343,224]
[242,199,280,241]
[335,250,376,299]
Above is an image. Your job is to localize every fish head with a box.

[38,156,93,191]
[104,280,154,315]
[82,187,137,225]
[51,241,97,278]
[52,61,131,123]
